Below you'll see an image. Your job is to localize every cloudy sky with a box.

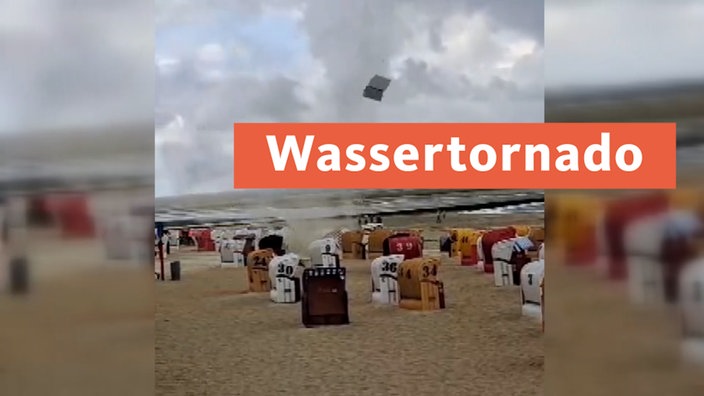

[546,0,704,88]
[154,0,704,197]
[0,0,153,133]
[0,1,700,195]
[154,0,545,197]
[0,1,701,134]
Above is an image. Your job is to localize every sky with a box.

[0,0,153,133]
[0,0,700,140]
[154,0,704,197]
[2,0,695,195]
[545,0,704,88]
[154,0,546,196]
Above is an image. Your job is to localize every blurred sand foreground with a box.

[0,266,154,396]
[155,211,544,396]
[545,245,704,396]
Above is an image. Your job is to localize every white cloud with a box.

[155,0,544,196]
[194,43,228,82]
[156,56,182,76]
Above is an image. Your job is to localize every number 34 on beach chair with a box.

[397,258,445,311]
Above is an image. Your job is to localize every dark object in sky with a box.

[363,74,391,101]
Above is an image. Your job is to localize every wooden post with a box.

[158,240,165,281]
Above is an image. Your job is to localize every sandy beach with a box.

[545,244,704,396]
[155,210,544,396]
[4,195,700,396]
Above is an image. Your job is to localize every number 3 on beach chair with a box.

[371,254,404,305]
[398,258,445,311]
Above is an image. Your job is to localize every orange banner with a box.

[233,123,676,189]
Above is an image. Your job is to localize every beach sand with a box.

[4,195,702,395]
[155,211,545,396]
[545,244,704,396]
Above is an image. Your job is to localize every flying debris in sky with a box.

[363,74,391,101]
